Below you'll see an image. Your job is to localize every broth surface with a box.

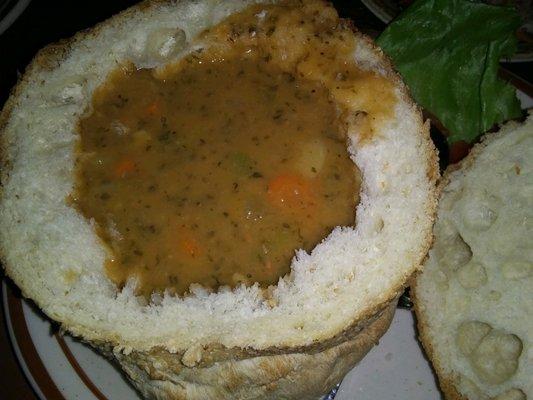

[74,57,358,296]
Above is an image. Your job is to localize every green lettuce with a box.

[376,0,522,143]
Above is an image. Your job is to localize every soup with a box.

[72,0,395,296]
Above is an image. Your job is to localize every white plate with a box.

[3,93,531,400]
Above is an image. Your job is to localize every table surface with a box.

[0,1,531,400]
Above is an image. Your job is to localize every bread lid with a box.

[0,0,437,354]
[414,112,532,399]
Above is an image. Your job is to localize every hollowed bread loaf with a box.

[0,0,438,398]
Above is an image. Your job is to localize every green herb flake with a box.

[230,151,253,174]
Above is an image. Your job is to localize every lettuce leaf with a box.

[376,0,522,143]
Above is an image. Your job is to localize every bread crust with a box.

[411,145,463,396]
[97,300,396,400]
[0,1,439,398]
[412,283,468,400]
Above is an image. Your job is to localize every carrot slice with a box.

[145,101,160,116]
[267,173,315,210]
[114,159,136,178]
[180,237,201,258]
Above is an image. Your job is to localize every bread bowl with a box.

[414,112,532,400]
[0,0,438,398]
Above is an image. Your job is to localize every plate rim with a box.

[2,281,63,400]
[0,0,31,35]
[2,280,111,400]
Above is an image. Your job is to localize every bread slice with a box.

[414,112,532,400]
[0,0,438,398]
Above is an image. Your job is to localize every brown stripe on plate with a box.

[54,334,109,400]
[6,284,66,400]
[499,66,533,98]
